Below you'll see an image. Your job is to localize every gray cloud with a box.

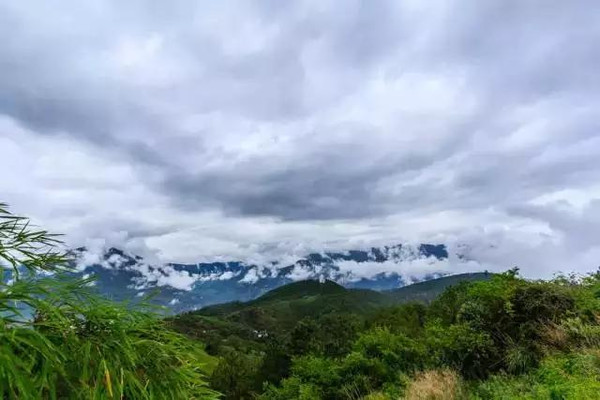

[1,0,600,276]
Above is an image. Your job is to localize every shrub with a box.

[428,282,472,326]
[333,328,426,398]
[260,377,321,400]
[539,323,570,350]
[290,356,342,388]
[210,350,262,399]
[511,283,576,326]
[425,321,497,379]
[561,317,600,348]
[456,273,520,335]
[472,350,600,399]
[350,328,425,375]
[503,341,540,375]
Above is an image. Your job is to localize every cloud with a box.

[239,268,260,284]
[1,1,599,278]
[131,264,198,291]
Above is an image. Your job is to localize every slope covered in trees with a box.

[173,270,600,399]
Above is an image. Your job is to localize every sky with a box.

[1,0,600,278]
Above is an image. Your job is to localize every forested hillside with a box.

[173,270,600,399]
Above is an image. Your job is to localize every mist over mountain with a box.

[70,243,478,312]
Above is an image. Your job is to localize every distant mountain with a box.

[386,272,493,303]
[67,243,474,312]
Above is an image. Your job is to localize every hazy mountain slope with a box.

[386,272,493,303]
[69,243,471,312]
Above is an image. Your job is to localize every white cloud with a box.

[288,265,316,282]
[218,271,239,281]
[239,268,259,284]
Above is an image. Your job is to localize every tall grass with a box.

[403,369,464,400]
[0,203,217,399]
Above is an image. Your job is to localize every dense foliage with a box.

[174,268,600,399]
[0,203,216,399]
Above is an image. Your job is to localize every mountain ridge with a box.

[68,243,475,312]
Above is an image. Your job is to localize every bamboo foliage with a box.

[0,203,218,399]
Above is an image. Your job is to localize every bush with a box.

[425,321,497,379]
[210,350,262,399]
[350,328,425,375]
[503,341,540,375]
[337,328,425,397]
[512,284,575,326]
[472,350,600,399]
[259,356,342,400]
[260,377,321,400]
[428,282,472,326]
[561,317,600,348]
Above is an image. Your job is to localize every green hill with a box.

[196,279,393,332]
[171,273,493,355]
[252,279,347,303]
[386,272,493,303]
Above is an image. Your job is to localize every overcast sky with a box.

[1,1,600,277]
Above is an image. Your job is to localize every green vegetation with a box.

[0,203,216,399]
[470,350,600,399]
[174,268,600,399]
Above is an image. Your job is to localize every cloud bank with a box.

[1,1,600,278]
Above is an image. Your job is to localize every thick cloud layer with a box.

[1,1,600,278]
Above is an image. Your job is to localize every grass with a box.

[403,370,464,400]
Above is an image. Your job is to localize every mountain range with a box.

[68,243,477,312]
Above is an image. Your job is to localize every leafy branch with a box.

[0,202,70,278]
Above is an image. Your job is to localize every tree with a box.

[211,350,262,400]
